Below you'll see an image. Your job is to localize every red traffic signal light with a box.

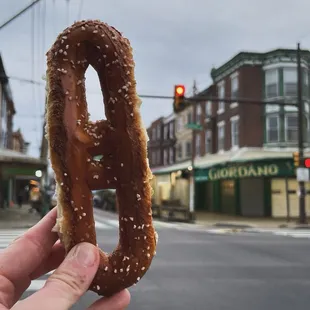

[304,158,310,168]
[175,85,185,97]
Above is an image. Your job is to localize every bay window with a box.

[265,69,278,98]
[266,115,279,143]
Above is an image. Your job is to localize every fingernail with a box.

[71,243,97,267]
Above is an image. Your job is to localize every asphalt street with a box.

[2,209,310,310]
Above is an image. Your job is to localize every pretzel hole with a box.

[85,66,106,122]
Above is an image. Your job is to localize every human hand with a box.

[0,208,130,310]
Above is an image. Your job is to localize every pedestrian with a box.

[0,208,130,309]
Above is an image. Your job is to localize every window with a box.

[231,117,239,148]
[285,114,298,142]
[231,75,239,101]
[218,83,225,112]
[157,149,161,164]
[169,122,174,138]
[0,94,7,148]
[196,104,201,124]
[163,149,168,165]
[163,125,167,140]
[266,115,279,143]
[169,147,174,163]
[303,69,309,98]
[177,144,182,159]
[265,69,278,98]
[217,122,225,151]
[205,101,212,116]
[195,134,201,157]
[186,141,192,157]
[205,130,211,153]
[187,112,192,124]
[177,117,183,132]
[152,151,156,165]
[157,125,161,139]
[283,68,297,97]
[152,128,156,141]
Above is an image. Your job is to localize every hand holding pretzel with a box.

[45,20,158,297]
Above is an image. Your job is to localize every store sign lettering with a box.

[208,164,279,180]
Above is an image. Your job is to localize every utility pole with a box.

[297,42,307,224]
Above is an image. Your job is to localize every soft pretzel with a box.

[45,19,157,297]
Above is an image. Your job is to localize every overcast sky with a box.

[0,0,309,158]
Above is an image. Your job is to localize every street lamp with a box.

[35,170,42,178]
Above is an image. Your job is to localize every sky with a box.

[0,0,310,158]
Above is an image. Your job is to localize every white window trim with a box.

[263,62,308,70]
[265,69,279,99]
[217,121,225,153]
[230,71,239,109]
[217,81,225,115]
[205,129,211,154]
[230,115,240,150]
[266,115,280,143]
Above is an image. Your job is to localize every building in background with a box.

[0,54,46,208]
[12,129,29,153]
[147,117,164,168]
[193,48,310,218]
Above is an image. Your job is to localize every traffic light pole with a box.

[188,126,196,223]
[297,43,307,224]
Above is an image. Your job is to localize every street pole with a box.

[188,127,196,223]
[297,42,307,224]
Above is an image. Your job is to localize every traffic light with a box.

[293,151,300,167]
[174,85,185,111]
[304,158,310,168]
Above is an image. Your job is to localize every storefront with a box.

[0,149,47,208]
[194,158,307,218]
[151,160,192,206]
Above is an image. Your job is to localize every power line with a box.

[0,0,42,31]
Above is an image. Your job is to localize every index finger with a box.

[0,208,59,283]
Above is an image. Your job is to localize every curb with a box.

[213,222,255,229]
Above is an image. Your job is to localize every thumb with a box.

[16,242,100,310]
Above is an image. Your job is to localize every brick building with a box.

[193,48,310,218]
[147,117,164,168]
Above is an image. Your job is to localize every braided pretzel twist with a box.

[45,20,158,297]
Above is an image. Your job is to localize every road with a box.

[1,209,310,310]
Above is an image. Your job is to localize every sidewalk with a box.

[195,211,310,230]
[0,204,41,229]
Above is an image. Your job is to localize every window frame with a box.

[265,69,278,99]
[230,115,239,149]
[217,82,225,114]
[217,121,225,152]
[266,115,280,143]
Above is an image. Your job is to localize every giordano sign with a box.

[195,161,294,181]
